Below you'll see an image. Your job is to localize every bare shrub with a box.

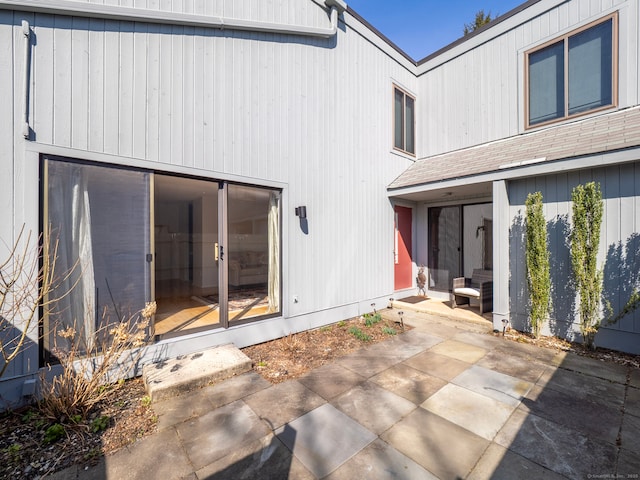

[38,302,155,422]
[1,226,73,379]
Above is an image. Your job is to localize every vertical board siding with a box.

[418,0,635,157]
[509,162,640,342]
[11,2,415,319]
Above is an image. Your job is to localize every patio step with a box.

[142,344,252,402]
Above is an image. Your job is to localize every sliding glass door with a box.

[428,206,461,292]
[226,184,280,325]
[44,158,151,358]
[153,178,281,335]
[43,157,282,356]
[153,175,220,336]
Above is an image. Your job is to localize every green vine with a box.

[570,182,604,349]
[525,192,551,338]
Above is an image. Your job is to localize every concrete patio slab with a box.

[421,383,515,440]
[142,344,252,401]
[194,433,315,480]
[452,330,505,350]
[370,362,447,405]
[620,407,640,448]
[381,407,490,479]
[298,363,367,400]
[404,350,471,381]
[429,339,488,363]
[467,443,567,480]
[495,408,617,478]
[452,365,532,407]
[175,400,270,471]
[102,427,193,480]
[626,385,640,417]
[244,380,325,429]
[324,439,437,480]
[492,340,560,365]
[522,384,621,444]
[153,371,271,430]
[360,335,434,361]
[392,329,445,349]
[556,352,629,384]
[336,351,400,378]
[617,448,640,479]
[477,349,550,383]
[275,403,377,478]
[406,319,468,339]
[630,367,640,388]
[536,367,626,408]
[331,381,416,434]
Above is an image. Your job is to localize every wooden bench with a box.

[452,269,493,314]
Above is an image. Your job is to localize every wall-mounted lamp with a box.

[295,206,307,219]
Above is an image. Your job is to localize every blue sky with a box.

[345,0,526,60]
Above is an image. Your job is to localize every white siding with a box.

[417,0,637,157]
[508,161,640,353]
[4,3,416,335]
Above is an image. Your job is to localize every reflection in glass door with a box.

[153,176,281,337]
[226,185,280,325]
[44,159,151,358]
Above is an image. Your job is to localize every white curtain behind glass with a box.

[47,162,95,353]
[267,192,280,313]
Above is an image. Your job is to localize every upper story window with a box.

[393,85,415,155]
[525,13,617,129]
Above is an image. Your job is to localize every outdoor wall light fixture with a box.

[295,206,307,219]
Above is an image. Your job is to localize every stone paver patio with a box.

[51,307,639,479]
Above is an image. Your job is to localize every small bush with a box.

[382,327,397,336]
[90,415,110,433]
[44,423,65,444]
[349,326,372,342]
[363,313,382,327]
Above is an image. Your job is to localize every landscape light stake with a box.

[371,302,376,314]
[397,311,404,331]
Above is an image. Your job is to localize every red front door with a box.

[394,206,412,290]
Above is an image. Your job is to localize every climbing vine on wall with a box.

[525,191,551,338]
[570,181,604,349]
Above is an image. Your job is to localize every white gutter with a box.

[21,19,29,139]
[1,0,347,38]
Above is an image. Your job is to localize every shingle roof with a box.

[388,107,640,190]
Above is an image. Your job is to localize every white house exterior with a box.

[1,0,639,409]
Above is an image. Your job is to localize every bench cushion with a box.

[454,287,480,298]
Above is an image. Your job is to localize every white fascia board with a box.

[0,0,340,38]
[387,146,640,198]
[416,0,566,75]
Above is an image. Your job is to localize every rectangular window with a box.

[393,85,415,155]
[526,13,617,128]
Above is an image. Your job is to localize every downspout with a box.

[1,0,348,39]
[21,19,30,139]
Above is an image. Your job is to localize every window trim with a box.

[524,12,618,130]
[392,84,416,156]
